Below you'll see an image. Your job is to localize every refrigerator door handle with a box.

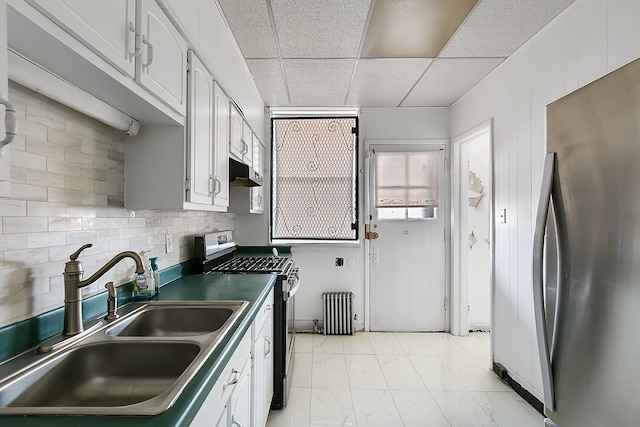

[533,152,557,411]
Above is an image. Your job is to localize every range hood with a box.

[229,157,263,187]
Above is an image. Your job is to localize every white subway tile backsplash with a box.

[28,231,66,248]
[25,169,65,188]
[0,234,28,252]
[26,137,65,160]
[1,82,236,328]
[11,150,47,171]
[48,217,82,232]
[0,199,27,216]
[3,217,48,233]
[27,201,66,217]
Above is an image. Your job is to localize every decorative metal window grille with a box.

[271,117,358,241]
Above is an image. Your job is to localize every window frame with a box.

[269,115,359,244]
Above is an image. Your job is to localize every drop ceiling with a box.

[218,0,575,108]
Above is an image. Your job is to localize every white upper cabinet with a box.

[213,82,230,208]
[251,137,265,213]
[229,103,245,161]
[137,0,187,116]
[185,52,229,210]
[27,0,136,77]
[242,120,254,167]
[187,51,214,205]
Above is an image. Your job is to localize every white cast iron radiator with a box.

[322,292,355,335]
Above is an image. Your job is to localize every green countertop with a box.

[0,273,276,426]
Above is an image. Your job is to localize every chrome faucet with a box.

[63,244,145,336]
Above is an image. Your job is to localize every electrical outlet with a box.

[165,234,173,254]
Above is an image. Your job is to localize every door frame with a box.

[451,120,494,336]
[363,138,451,332]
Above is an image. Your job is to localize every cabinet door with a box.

[229,104,244,161]
[186,51,213,205]
[28,0,136,77]
[138,0,187,115]
[251,139,265,213]
[0,0,9,188]
[242,123,253,167]
[213,83,229,208]
[231,359,251,427]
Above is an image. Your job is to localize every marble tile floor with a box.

[266,332,543,427]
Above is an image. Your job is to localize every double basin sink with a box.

[0,300,248,415]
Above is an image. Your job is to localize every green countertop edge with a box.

[0,272,277,426]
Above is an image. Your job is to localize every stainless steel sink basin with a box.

[0,300,248,415]
[107,302,238,337]
[5,342,199,408]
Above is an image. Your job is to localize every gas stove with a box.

[205,256,290,274]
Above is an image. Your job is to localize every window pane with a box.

[375,150,439,209]
[272,117,358,241]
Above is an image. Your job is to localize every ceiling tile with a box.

[345,59,432,106]
[246,59,290,106]
[218,0,278,58]
[271,0,371,58]
[283,59,356,106]
[440,0,575,57]
[402,58,504,106]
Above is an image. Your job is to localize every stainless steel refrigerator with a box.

[533,57,640,427]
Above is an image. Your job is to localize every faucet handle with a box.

[70,244,93,261]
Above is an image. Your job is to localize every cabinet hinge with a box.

[185,178,190,192]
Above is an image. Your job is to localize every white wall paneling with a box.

[451,0,640,399]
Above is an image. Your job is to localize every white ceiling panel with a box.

[271,0,371,58]
[218,0,278,58]
[402,58,504,106]
[345,59,432,107]
[283,59,356,106]
[246,59,290,106]
[440,0,574,57]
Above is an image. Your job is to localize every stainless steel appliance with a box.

[534,57,640,427]
[195,231,299,409]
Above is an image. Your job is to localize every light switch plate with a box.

[165,233,173,254]
[499,208,507,223]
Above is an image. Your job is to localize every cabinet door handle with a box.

[224,369,240,390]
[0,97,17,149]
[264,337,271,355]
[127,22,142,58]
[214,178,222,195]
[231,419,242,427]
[208,175,214,196]
[142,34,154,68]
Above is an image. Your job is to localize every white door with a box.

[367,143,448,332]
[452,123,492,334]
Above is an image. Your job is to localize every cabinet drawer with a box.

[252,290,274,341]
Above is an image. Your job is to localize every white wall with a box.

[236,107,450,331]
[451,0,640,399]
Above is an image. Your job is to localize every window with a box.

[374,149,439,220]
[271,117,358,242]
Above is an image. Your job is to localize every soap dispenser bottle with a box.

[132,250,155,300]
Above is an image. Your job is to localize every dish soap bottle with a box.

[150,257,160,295]
[132,250,155,300]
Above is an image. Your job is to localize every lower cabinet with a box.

[190,290,274,427]
[190,333,251,427]
[252,291,274,427]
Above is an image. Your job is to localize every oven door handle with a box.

[284,277,301,301]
